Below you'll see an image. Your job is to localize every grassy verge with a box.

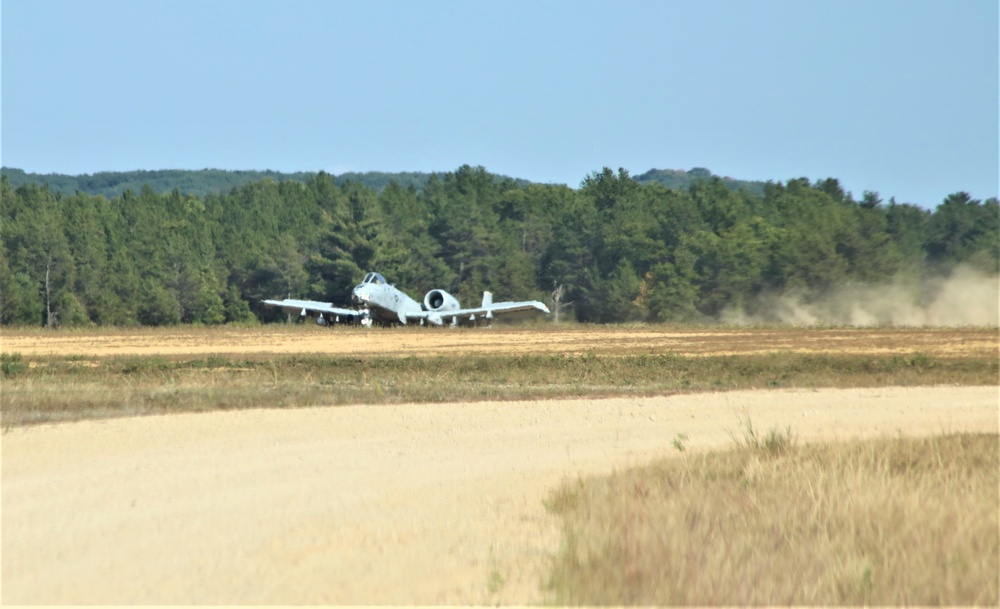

[1,351,996,428]
[544,432,999,605]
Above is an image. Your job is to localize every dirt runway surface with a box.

[4,386,998,604]
[3,324,998,359]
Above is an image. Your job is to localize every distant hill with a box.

[0,167,450,199]
[2,165,763,198]
[633,167,767,196]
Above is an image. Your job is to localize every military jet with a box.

[263,271,550,327]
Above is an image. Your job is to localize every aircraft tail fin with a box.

[481,291,493,308]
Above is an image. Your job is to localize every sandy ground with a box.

[3,385,998,605]
[2,325,996,358]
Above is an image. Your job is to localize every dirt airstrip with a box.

[2,324,997,358]
[3,326,999,604]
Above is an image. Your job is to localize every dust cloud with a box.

[722,266,999,327]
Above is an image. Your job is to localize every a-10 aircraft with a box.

[263,271,550,327]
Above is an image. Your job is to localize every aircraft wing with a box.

[405,300,550,326]
[262,298,361,322]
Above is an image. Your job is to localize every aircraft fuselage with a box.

[352,281,423,324]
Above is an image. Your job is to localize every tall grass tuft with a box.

[731,416,796,456]
[545,433,999,606]
[1,352,28,377]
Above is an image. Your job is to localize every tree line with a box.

[0,166,753,200]
[1,165,996,326]
[0,166,531,199]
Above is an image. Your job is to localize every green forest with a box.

[1,165,997,327]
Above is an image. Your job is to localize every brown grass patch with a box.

[545,432,999,605]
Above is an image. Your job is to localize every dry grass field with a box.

[2,323,997,359]
[2,324,998,604]
[546,431,999,605]
[2,325,997,428]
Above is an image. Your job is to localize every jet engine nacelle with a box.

[423,289,460,312]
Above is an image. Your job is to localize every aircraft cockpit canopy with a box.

[361,272,386,285]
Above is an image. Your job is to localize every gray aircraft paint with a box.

[263,271,549,327]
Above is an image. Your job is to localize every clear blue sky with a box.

[2,0,997,208]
